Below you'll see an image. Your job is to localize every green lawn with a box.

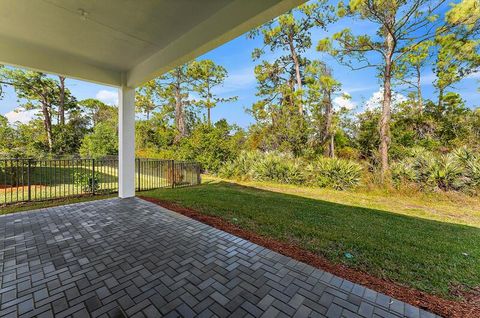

[141,179,480,300]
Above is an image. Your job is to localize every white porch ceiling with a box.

[0,0,305,87]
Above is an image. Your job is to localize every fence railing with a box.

[0,158,201,205]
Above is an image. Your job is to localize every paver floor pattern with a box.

[0,198,438,318]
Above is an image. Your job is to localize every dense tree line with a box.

[0,0,478,190]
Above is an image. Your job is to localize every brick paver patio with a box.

[0,198,438,318]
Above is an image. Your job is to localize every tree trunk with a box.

[288,31,303,115]
[207,107,211,126]
[323,89,335,158]
[438,87,444,111]
[416,66,423,113]
[173,82,186,144]
[206,82,212,126]
[91,109,97,127]
[58,76,65,125]
[328,134,335,158]
[41,102,53,152]
[379,31,394,183]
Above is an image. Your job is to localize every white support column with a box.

[118,85,136,198]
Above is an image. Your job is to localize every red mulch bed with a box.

[139,196,479,318]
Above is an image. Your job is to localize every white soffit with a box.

[0,0,305,87]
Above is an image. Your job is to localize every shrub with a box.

[424,154,463,191]
[176,120,245,173]
[451,146,477,164]
[391,159,417,184]
[336,146,361,160]
[452,147,480,193]
[391,146,480,194]
[79,122,118,159]
[305,158,363,190]
[219,151,362,190]
[465,158,480,190]
[74,170,100,193]
[218,151,262,180]
[251,152,305,184]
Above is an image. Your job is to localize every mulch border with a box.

[139,196,479,318]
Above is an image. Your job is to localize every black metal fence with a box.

[0,158,201,205]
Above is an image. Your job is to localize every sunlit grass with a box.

[142,178,480,299]
[206,176,480,228]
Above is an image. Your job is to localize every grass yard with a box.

[141,178,480,301]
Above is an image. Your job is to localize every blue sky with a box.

[1,1,478,128]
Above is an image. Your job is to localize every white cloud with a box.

[213,67,256,95]
[414,71,479,87]
[467,72,480,80]
[364,88,407,111]
[95,89,118,105]
[333,92,356,111]
[342,85,378,93]
[4,108,38,124]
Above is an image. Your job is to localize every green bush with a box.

[218,151,262,180]
[425,154,463,191]
[453,147,480,192]
[304,158,363,190]
[391,159,417,184]
[465,158,480,189]
[176,120,245,173]
[251,152,305,184]
[392,146,480,194]
[74,171,100,193]
[219,151,361,190]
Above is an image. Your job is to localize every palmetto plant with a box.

[391,158,417,183]
[451,146,477,165]
[451,147,480,192]
[425,154,463,191]
[465,158,480,189]
[251,152,305,184]
[305,157,363,190]
[218,150,262,180]
[219,151,362,189]
[392,146,480,193]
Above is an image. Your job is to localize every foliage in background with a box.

[0,0,478,197]
[79,105,118,159]
[79,122,118,159]
[177,120,245,173]
[318,0,479,182]
[219,151,362,190]
[305,157,363,190]
[391,147,480,194]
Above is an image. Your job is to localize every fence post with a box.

[92,159,95,195]
[197,164,201,185]
[137,158,141,191]
[27,159,32,202]
[171,160,175,189]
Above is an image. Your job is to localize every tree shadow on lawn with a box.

[152,181,480,302]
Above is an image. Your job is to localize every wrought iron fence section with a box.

[0,158,201,205]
